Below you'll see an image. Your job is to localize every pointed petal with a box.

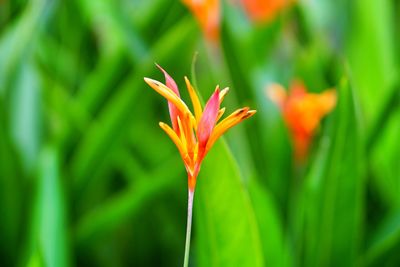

[217,107,226,121]
[168,103,180,133]
[190,115,197,131]
[156,64,180,96]
[181,112,196,153]
[177,117,188,153]
[144,78,193,118]
[155,64,181,132]
[207,108,256,151]
[159,122,187,157]
[219,87,229,104]
[185,76,203,122]
[197,88,220,148]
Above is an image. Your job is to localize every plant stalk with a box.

[183,189,194,267]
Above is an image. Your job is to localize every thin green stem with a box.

[183,189,194,267]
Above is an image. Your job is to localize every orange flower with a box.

[182,0,220,43]
[241,0,293,24]
[144,65,256,191]
[267,80,336,160]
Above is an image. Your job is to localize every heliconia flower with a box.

[144,65,256,267]
[145,64,256,191]
[267,80,336,160]
[240,0,293,24]
[182,0,220,44]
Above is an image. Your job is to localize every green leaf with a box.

[0,0,55,95]
[365,210,400,265]
[9,60,42,173]
[24,147,70,267]
[77,0,147,58]
[0,96,24,266]
[368,86,400,208]
[347,0,396,129]
[74,154,182,245]
[248,179,291,267]
[194,140,264,267]
[302,79,364,267]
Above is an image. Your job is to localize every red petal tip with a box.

[197,89,220,146]
[156,64,180,96]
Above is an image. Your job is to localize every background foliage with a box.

[0,0,399,266]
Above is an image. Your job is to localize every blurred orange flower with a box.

[267,80,336,160]
[182,0,292,43]
[145,65,256,191]
[241,0,293,24]
[182,0,220,44]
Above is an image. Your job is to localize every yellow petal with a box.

[177,117,188,153]
[182,112,196,153]
[144,77,193,117]
[206,108,256,151]
[190,115,197,131]
[185,76,203,122]
[219,87,229,104]
[217,107,226,121]
[159,122,187,156]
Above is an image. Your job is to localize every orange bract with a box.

[182,0,220,43]
[241,0,293,24]
[268,80,336,160]
[145,65,256,191]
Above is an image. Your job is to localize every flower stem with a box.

[183,189,194,267]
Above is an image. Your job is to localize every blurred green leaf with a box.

[0,0,55,95]
[24,147,70,267]
[9,60,42,173]
[302,79,364,267]
[369,87,400,208]
[195,141,264,267]
[78,0,147,58]
[250,67,292,209]
[248,179,291,267]
[75,154,182,245]
[365,209,400,265]
[0,98,23,266]
[347,0,396,129]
